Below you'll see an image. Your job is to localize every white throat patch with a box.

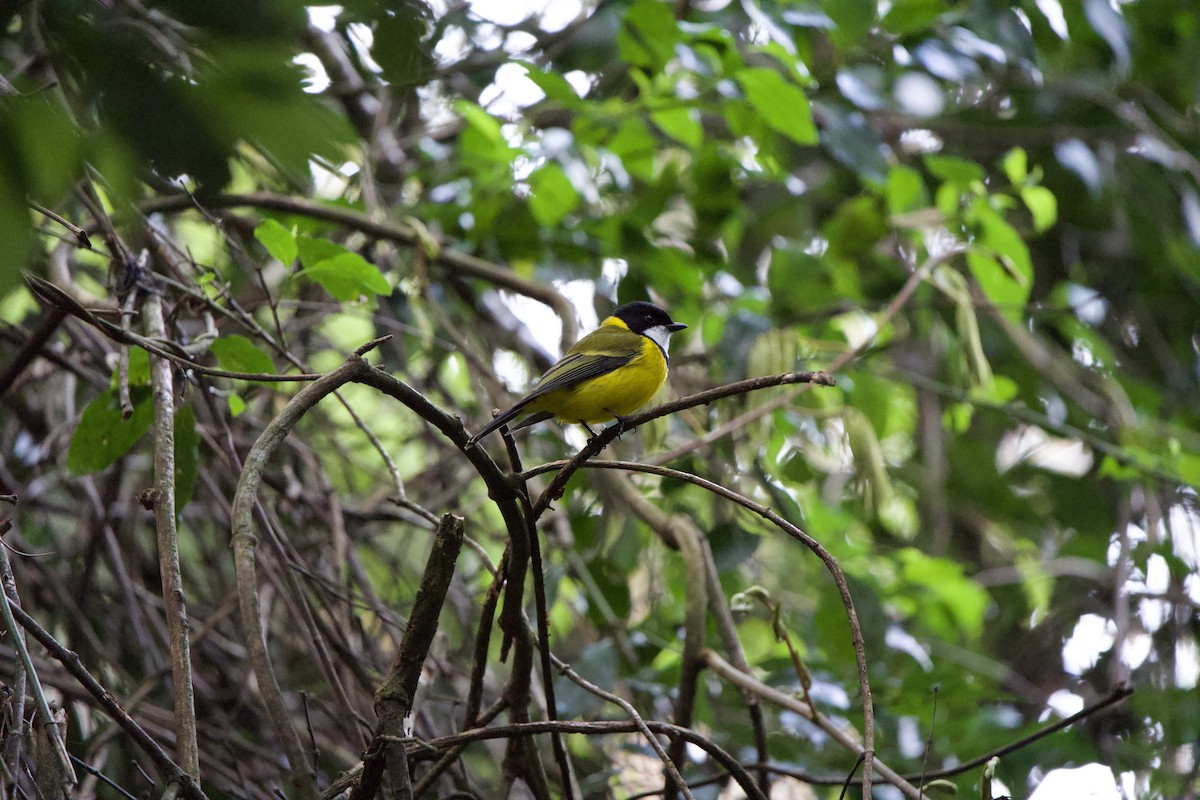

[644,324,676,358]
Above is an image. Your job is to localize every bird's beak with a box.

[667,322,687,332]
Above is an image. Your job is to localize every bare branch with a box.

[142,289,201,782]
[5,599,206,800]
[351,514,465,800]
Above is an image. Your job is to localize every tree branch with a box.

[528,370,835,520]
[351,513,465,800]
[530,459,882,800]
[702,650,919,799]
[136,192,579,349]
[141,289,201,783]
[5,600,206,800]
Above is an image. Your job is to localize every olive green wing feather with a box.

[524,351,633,399]
[465,350,634,446]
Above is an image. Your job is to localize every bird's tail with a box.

[465,401,530,449]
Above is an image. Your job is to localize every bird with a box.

[466,301,687,447]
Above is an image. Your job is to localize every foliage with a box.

[1,0,1198,798]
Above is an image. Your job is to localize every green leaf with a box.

[457,101,516,171]
[897,548,989,640]
[211,334,276,375]
[972,200,1034,290]
[1015,551,1052,622]
[118,347,152,388]
[605,117,657,180]
[373,6,432,87]
[254,219,297,264]
[969,374,1019,405]
[528,162,580,227]
[173,404,200,511]
[297,237,392,301]
[844,406,893,516]
[67,388,154,475]
[708,522,761,574]
[735,68,818,145]
[924,154,985,185]
[228,393,246,417]
[966,250,1027,323]
[1175,450,1200,486]
[1002,147,1028,186]
[618,0,679,70]
[886,164,928,214]
[768,249,830,317]
[516,62,580,107]
[819,0,876,46]
[303,252,393,301]
[880,0,946,35]
[1020,185,1058,232]
[650,106,702,148]
[296,235,345,268]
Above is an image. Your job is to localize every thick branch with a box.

[352,514,465,800]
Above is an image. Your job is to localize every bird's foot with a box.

[606,412,630,440]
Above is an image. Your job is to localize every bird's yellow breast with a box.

[524,338,668,424]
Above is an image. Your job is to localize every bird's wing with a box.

[465,340,636,447]
[521,351,634,402]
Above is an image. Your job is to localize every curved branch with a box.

[230,339,541,797]
[422,720,766,800]
[351,364,536,684]
[703,650,919,798]
[528,458,885,799]
[229,356,376,800]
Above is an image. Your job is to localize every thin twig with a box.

[649,247,959,471]
[528,370,836,520]
[918,687,938,798]
[142,289,201,782]
[0,308,67,399]
[24,275,322,382]
[702,649,920,799]
[29,202,92,249]
[5,601,206,800]
[0,523,77,790]
[426,720,764,800]
[136,191,579,350]
[550,655,697,800]
[504,443,576,800]
[0,522,28,778]
[530,458,883,798]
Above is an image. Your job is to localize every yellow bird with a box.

[466,301,687,447]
